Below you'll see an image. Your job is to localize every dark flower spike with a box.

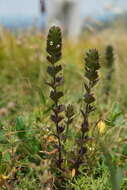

[46,26,64,171]
[83,49,100,121]
[47,26,62,63]
[105,45,114,85]
[74,49,100,174]
[106,45,114,69]
[46,26,102,186]
[85,49,100,71]
[65,104,74,119]
[104,45,114,102]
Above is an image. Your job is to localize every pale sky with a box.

[0,0,126,18]
[0,0,40,17]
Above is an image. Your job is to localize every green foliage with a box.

[70,166,110,190]
[106,102,122,126]
[38,88,46,105]
[0,26,127,190]
[100,143,122,190]
[16,117,26,140]
[0,151,2,163]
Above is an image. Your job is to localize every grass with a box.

[0,25,127,189]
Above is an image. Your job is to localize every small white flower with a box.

[50,41,53,46]
[56,44,60,48]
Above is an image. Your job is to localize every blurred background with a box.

[0,0,127,111]
[0,0,127,31]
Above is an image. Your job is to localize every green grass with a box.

[0,26,127,189]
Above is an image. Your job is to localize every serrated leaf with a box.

[50,91,63,102]
[47,65,62,77]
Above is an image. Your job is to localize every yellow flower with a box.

[71,168,76,178]
[97,120,106,135]
[0,174,9,187]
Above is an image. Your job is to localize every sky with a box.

[0,0,40,17]
[0,0,127,18]
[0,0,127,28]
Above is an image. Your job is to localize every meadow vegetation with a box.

[0,24,127,189]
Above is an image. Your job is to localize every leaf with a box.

[122,144,127,156]
[84,83,90,92]
[56,76,64,86]
[47,65,62,77]
[55,65,62,74]
[110,103,122,122]
[25,137,41,155]
[115,167,123,190]
[84,93,95,104]
[66,104,74,118]
[4,152,11,161]
[53,104,65,113]
[85,70,98,81]
[16,117,26,140]
[100,142,122,190]
[39,88,46,105]
[85,49,100,70]
[51,114,64,123]
[57,126,65,134]
[0,130,8,144]
[43,104,54,115]
[107,103,122,126]
[50,91,63,102]
[47,66,55,77]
